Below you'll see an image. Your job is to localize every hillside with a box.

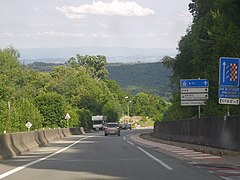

[28,61,172,97]
[106,62,172,97]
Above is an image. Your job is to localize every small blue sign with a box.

[180,79,209,88]
[219,57,240,87]
[218,87,239,98]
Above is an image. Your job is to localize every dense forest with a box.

[107,62,172,97]
[0,48,170,133]
[28,61,172,97]
[163,0,240,120]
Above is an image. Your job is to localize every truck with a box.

[92,115,107,131]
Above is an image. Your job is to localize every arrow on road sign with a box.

[222,61,226,83]
[219,57,240,86]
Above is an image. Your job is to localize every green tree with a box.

[68,54,109,80]
[131,93,170,121]
[36,92,67,128]
[102,100,122,122]
[78,108,92,130]
[11,98,43,132]
[165,0,240,120]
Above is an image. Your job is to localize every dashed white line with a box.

[137,146,173,171]
[0,136,92,179]
[123,136,126,141]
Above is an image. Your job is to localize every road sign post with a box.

[25,121,32,132]
[180,79,209,118]
[65,113,71,128]
[219,57,240,87]
[180,79,209,88]
[218,57,240,110]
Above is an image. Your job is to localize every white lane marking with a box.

[221,177,232,180]
[171,150,194,153]
[123,136,126,141]
[184,153,211,157]
[0,136,92,179]
[137,146,173,171]
[161,148,184,151]
[191,156,222,159]
[177,152,201,155]
[126,141,135,145]
[38,149,58,152]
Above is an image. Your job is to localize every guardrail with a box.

[0,127,85,160]
[153,116,240,151]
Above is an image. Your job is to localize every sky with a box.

[0,0,192,51]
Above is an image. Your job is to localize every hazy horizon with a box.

[19,46,177,64]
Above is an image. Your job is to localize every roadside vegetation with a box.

[163,0,240,120]
[0,47,169,133]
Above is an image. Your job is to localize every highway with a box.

[0,129,221,180]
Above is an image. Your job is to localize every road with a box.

[0,129,221,180]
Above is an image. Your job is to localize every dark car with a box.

[125,124,132,130]
[104,122,120,136]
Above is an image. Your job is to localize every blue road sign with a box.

[180,79,209,88]
[219,57,240,87]
[219,87,239,98]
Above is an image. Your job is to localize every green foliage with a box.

[0,47,170,133]
[11,98,43,131]
[28,62,63,72]
[165,0,240,121]
[102,100,122,122]
[130,93,170,122]
[68,54,109,80]
[36,92,67,128]
[78,108,92,129]
[107,62,172,97]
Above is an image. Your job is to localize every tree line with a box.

[107,62,172,97]
[0,47,170,133]
[163,0,240,120]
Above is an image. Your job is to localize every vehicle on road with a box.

[104,122,120,136]
[120,123,132,130]
[92,115,107,131]
[125,123,132,130]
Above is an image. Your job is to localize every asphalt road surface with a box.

[0,129,221,180]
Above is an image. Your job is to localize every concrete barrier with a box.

[153,116,240,151]
[0,127,84,160]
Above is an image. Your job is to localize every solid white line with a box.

[137,146,173,171]
[0,136,92,179]
[126,141,135,145]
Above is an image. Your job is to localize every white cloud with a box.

[0,33,13,38]
[36,31,84,37]
[56,0,155,19]
[98,22,109,29]
[30,23,52,27]
[19,33,31,37]
[33,7,41,12]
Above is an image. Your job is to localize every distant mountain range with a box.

[19,46,177,64]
